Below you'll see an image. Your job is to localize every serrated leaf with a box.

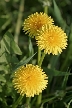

[0,75,6,83]
[43,68,72,76]
[5,82,13,94]
[0,44,5,56]
[0,65,9,73]
[1,31,22,55]
[0,52,11,63]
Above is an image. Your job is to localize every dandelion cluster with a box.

[13,64,48,97]
[13,12,68,98]
[23,12,68,55]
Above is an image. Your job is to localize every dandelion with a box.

[23,12,54,38]
[36,25,68,55]
[13,64,48,97]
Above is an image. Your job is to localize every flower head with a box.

[23,12,54,38]
[36,25,68,55]
[13,64,48,97]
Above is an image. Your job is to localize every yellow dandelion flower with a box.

[36,25,68,55]
[13,64,48,97]
[23,12,54,38]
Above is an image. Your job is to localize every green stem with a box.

[31,96,36,106]
[14,0,24,44]
[37,47,42,107]
[44,5,48,14]
[36,93,42,107]
[26,97,31,105]
[38,52,46,67]
[38,47,41,65]
[37,52,45,107]
[12,95,23,108]
[36,2,48,106]
[25,97,31,108]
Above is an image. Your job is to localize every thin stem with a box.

[36,93,42,107]
[26,97,31,105]
[12,95,23,108]
[36,2,48,106]
[14,0,24,44]
[44,5,48,14]
[44,0,48,14]
[38,47,41,65]
[25,97,31,108]
[37,52,45,107]
[37,47,42,108]
[38,52,46,67]
[31,96,36,106]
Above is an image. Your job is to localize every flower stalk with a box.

[38,47,41,65]
[26,97,31,107]
[44,5,48,14]
[12,95,23,108]
[39,52,46,67]
[36,3,49,107]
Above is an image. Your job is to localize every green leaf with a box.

[5,82,13,94]
[0,75,6,83]
[0,85,2,92]
[1,31,22,55]
[0,17,7,29]
[0,51,19,66]
[0,52,9,63]
[53,0,66,29]
[11,55,19,64]
[0,45,5,56]
[65,94,72,103]
[0,65,9,73]
[13,52,37,72]
[50,55,60,69]
[28,38,34,56]
[41,97,56,106]
[43,68,72,76]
